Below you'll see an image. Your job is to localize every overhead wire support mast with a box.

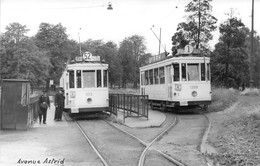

[150,27,168,55]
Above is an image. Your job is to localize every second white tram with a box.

[60,54,109,114]
[140,47,211,110]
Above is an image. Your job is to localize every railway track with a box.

[152,112,211,166]
[65,110,211,166]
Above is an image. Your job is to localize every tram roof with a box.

[66,61,108,69]
[140,56,210,70]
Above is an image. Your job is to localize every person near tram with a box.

[39,90,50,124]
[54,88,65,121]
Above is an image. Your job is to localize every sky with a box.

[0,0,260,55]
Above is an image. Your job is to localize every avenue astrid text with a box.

[17,158,65,165]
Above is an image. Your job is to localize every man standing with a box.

[39,90,50,124]
[54,88,65,121]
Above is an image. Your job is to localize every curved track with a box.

[105,115,186,166]
[66,110,210,166]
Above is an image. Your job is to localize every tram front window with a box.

[187,63,200,81]
[76,70,82,88]
[83,70,95,88]
[201,63,206,81]
[97,70,102,88]
[103,70,108,87]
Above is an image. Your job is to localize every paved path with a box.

[0,103,103,166]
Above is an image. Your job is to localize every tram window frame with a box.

[145,70,149,85]
[97,70,102,88]
[68,70,75,88]
[154,68,159,84]
[201,63,206,81]
[187,63,200,81]
[149,69,154,85]
[173,63,180,82]
[103,70,108,87]
[159,67,165,84]
[83,70,95,88]
[76,70,82,88]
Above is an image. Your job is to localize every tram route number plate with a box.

[180,101,188,106]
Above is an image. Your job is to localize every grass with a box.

[207,87,260,166]
[208,87,238,112]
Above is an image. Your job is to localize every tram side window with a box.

[145,70,149,85]
[181,63,187,81]
[68,70,75,88]
[207,63,211,81]
[149,69,154,85]
[83,70,95,88]
[76,70,82,88]
[159,67,165,84]
[187,63,200,81]
[103,70,108,87]
[97,70,102,88]
[154,68,159,84]
[173,63,180,82]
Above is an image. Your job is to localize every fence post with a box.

[123,94,125,123]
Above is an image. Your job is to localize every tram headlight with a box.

[192,91,197,97]
[87,98,92,103]
[175,84,182,91]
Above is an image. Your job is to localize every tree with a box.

[118,35,147,88]
[171,0,217,53]
[0,23,51,86]
[211,17,248,87]
[35,23,70,86]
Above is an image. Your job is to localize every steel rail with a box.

[138,115,181,166]
[75,121,110,166]
[105,115,186,166]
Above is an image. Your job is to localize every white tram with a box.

[59,52,109,114]
[140,46,211,110]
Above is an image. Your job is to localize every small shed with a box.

[0,79,32,130]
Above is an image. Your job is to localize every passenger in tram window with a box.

[39,90,50,124]
[54,88,65,121]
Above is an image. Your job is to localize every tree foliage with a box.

[171,0,217,52]
[0,23,51,86]
[118,35,147,88]
[211,17,248,88]
[35,23,72,85]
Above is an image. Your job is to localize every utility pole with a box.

[159,28,161,55]
[78,28,82,56]
[197,0,201,49]
[250,0,254,88]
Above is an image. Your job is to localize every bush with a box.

[209,88,238,112]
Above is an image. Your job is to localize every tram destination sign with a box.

[75,52,101,62]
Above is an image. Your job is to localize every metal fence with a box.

[109,94,149,123]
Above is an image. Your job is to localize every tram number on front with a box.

[190,85,198,89]
[85,92,93,96]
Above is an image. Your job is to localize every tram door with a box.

[166,65,173,100]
